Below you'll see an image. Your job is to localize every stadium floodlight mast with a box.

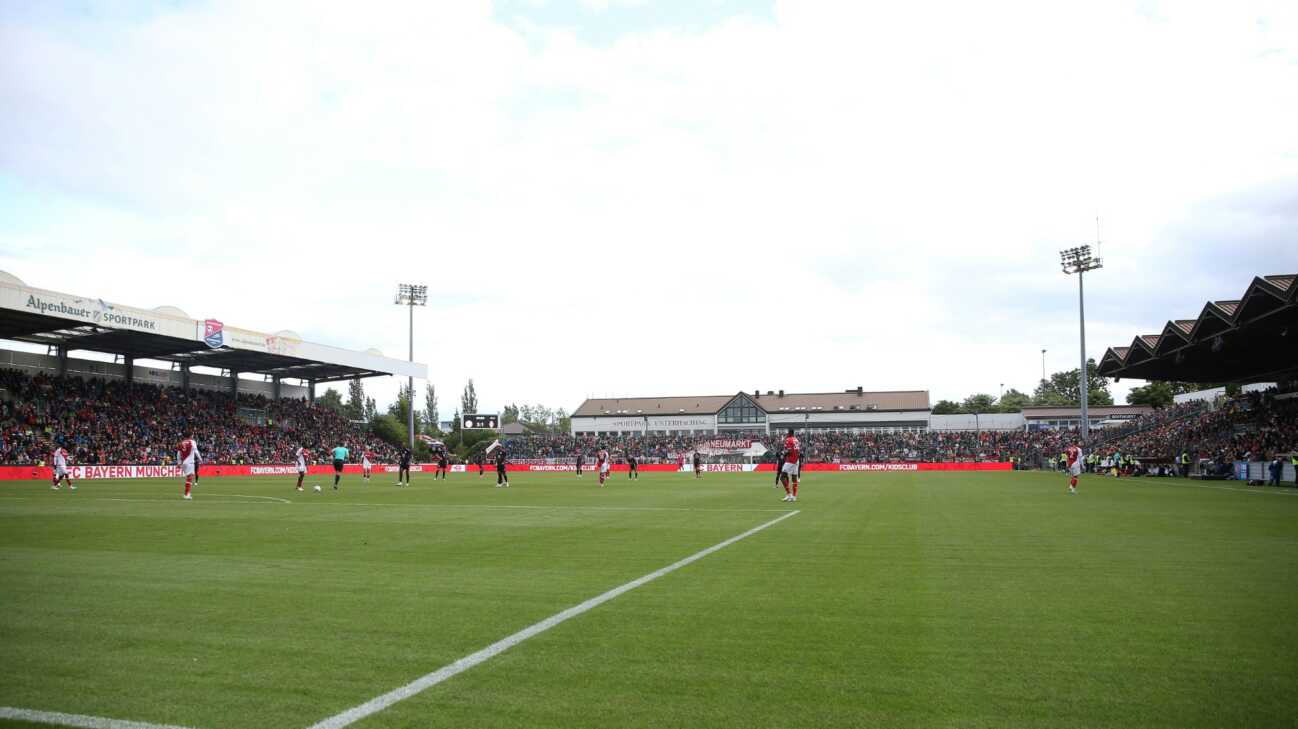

[395,284,428,453]
[1060,245,1103,446]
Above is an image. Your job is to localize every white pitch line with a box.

[0,706,195,729]
[301,501,796,513]
[306,509,801,729]
[101,498,280,505]
[230,494,291,503]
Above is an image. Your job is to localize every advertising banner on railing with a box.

[2,461,1012,481]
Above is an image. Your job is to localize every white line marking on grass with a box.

[309,502,795,513]
[0,706,196,729]
[306,509,801,729]
[101,498,283,505]
[230,494,291,503]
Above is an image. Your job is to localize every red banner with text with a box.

[0,461,1011,481]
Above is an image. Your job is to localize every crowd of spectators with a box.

[503,391,1296,470]
[0,369,397,466]
[5,367,1293,474]
[1095,390,1298,468]
[502,428,1080,464]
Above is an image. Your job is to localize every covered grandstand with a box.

[0,271,426,398]
[1098,273,1297,385]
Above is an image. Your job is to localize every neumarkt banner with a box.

[0,280,197,340]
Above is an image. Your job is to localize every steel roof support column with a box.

[124,355,134,383]
[181,363,190,390]
[56,345,68,377]
[230,370,239,398]
[308,380,315,404]
[272,376,281,400]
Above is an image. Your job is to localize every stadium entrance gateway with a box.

[570,389,932,436]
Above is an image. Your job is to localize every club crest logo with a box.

[203,319,224,348]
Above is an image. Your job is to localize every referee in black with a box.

[494,447,509,488]
[627,453,639,480]
[397,447,412,486]
[773,445,785,487]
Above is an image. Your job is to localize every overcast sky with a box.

[2,0,1296,417]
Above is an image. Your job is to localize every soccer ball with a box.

[313,485,322,493]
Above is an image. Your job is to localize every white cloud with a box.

[1,0,1296,413]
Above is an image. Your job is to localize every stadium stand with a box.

[0,369,396,466]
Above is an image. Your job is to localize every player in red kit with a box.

[1065,444,1082,494]
[294,446,310,491]
[780,428,801,502]
[596,446,610,486]
[177,432,200,500]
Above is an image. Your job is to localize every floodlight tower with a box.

[395,283,428,452]
[1060,246,1102,445]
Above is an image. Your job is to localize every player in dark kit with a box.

[693,451,703,479]
[627,453,639,480]
[773,445,785,487]
[475,451,485,477]
[494,447,509,488]
[435,449,449,480]
[397,447,412,486]
[575,452,585,478]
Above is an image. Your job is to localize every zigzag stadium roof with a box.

[1098,274,1298,384]
[0,272,426,383]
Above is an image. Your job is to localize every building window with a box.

[717,396,766,425]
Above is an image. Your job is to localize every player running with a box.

[1066,443,1083,494]
[779,429,800,502]
[596,445,611,487]
[627,453,639,480]
[361,450,373,482]
[397,447,412,486]
[494,447,509,488]
[178,433,200,500]
[294,446,310,491]
[50,445,74,490]
[331,443,349,490]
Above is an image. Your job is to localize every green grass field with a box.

[2,470,1297,729]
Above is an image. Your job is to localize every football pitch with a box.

[2,471,1296,729]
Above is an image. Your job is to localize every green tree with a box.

[555,407,571,435]
[424,384,440,434]
[1126,381,1174,408]
[996,388,1032,413]
[502,403,520,425]
[363,396,378,423]
[369,414,405,449]
[388,383,424,436]
[345,378,365,420]
[461,379,478,416]
[1032,359,1113,407]
[961,393,997,413]
[932,400,963,414]
[317,387,344,414]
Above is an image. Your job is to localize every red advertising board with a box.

[0,461,1010,481]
